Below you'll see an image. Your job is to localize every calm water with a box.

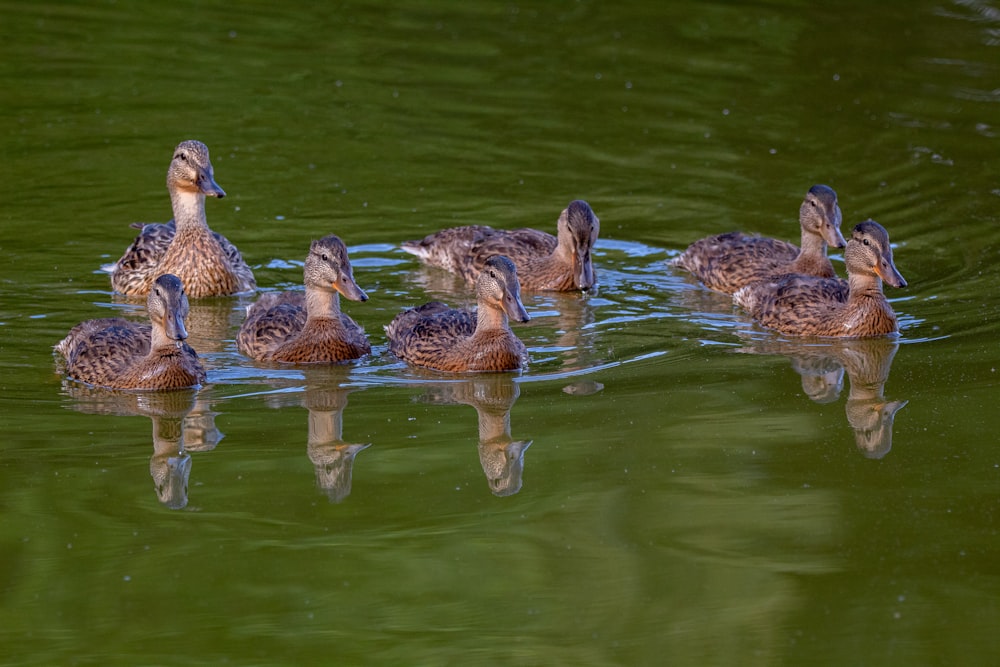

[2,1,999,664]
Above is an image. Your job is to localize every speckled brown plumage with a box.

[237,235,370,364]
[733,220,907,338]
[401,200,600,291]
[385,255,530,372]
[670,185,846,293]
[55,274,206,390]
[109,140,255,298]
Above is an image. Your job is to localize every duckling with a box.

[733,220,907,337]
[55,274,206,390]
[385,255,530,372]
[401,200,599,291]
[670,184,846,293]
[237,235,370,363]
[108,140,256,298]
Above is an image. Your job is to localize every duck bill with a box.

[574,252,596,290]
[824,224,847,249]
[822,206,847,248]
[334,274,369,302]
[503,293,530,323]
[875,259,907,288]
[197,170,226,198]
[164,311,189,342]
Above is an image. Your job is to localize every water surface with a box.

[2,1,999,665]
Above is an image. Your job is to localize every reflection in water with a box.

[536,292,602,372]
[420,374,532,496]
[261,368,369,503]
[837,339,908,460]
[59,386,223,509]
[738,337,906,458]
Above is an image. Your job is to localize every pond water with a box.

[2,1,999,664]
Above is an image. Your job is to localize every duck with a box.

[108,140,256,298]
[385,255,530,372]
[55,274,206,390]
[733,220,907,337]
[670,184,847,293]
[237,235,370,363]
[400,200,599,292]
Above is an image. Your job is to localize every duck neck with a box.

[170,188,210,234]
[797,228,827,260]
[847,272,884,300]
[304,285,341,321]
[148,321,179,354]
[476,304,508,333]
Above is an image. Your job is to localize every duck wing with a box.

[672,232,800,293]
[400,226,495,277]
[237,292,307,360]
[57,318,152,384]
[735,274,849,326]
[469,228,556,271]
[210,229,257,292]
[108,221,176,293]
[385,302,476,365]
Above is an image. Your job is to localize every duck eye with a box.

[489,270,498,279]
[321,253,329,262]
[862,238,871,246]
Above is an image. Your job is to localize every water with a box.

[2,1,999,664]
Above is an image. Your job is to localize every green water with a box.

[2,1,999,664]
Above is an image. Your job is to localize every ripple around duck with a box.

[204,229,979,397]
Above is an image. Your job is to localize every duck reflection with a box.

[260,368,369,503]
[419,374,532,496]
[738,337,906,458]
[60,385,224,509]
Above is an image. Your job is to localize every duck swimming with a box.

[733,220,907,337]
[670,185,846,293]
[401,200,599,291]
[237,235,370,364]
[385,255,530,372]
[55,274,206,390]
[108,140,256,298]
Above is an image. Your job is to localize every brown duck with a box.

[385,255,530,372]
[55,274,206,390]
[670,184,846,293]
[237,235,370,364]
[733,220,907,337]
[108,140,256,298]
[400,200,599,291]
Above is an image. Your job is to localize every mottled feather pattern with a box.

[109,140,256,298]
[236,235,370,364]
[56,319,205,390]
[670,232,806,293]
[387,305,526,373]
[400,200,599,292]
[385,256,530,373]
[155,227,246,298]
[671,185,845,294]
[401,226,496,276]
[469,228,573,291]
[735,274,849,320]
[733,220,904,338]
[238,295,369,364]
